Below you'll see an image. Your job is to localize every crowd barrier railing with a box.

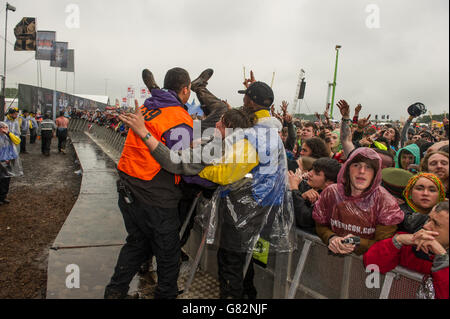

[67,118,426,299]
[282,228,424,299]
[68,119,126,155]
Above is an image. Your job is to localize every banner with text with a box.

[35,31,56,60]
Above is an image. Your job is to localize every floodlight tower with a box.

[329,45,342,119]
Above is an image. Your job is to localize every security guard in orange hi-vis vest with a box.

[105,68,193,299]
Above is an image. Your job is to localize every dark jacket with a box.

[398,203,429,234]
[284,121,296,152]
[292,180,318,234]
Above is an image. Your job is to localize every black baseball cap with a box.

[407,102,426,117]
[238,81,274,109]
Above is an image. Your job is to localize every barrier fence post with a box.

[340,256,352,298]
[273,250,291,298]
[287,239,312,299]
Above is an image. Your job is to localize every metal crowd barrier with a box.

[283,228,423,299]
[68,119,126,155]
[67,118,426,299]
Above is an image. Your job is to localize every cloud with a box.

[3,0,448,119]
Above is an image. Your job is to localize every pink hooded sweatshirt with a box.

[313,148,404,252]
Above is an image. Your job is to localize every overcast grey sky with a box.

[1,0,448,119]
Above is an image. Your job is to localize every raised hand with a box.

[243,70,256,88]
[281,100,289,116]
[284,113,293,124]
[315,112,322,121]
[355,104,362,115]
[118,100,148,139]
[337,100,351,118]
[288,169,302,190]
[357,114,372,129]
[222,99,232,110]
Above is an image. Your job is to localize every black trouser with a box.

[0,177,11,201]
[217,248,256,299]
[105,193,181,299]
[41,130,53,155]
[20,135,27,153]
[56,128,68,151]
[191,81,228,134]
[30,128,37,144]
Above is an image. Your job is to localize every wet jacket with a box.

[394,143,421,169]
[118,89,193,181]
[364,234,449,299]
[0,130,22,178]
[30,117,38,131]
[0,131,20,161]
[4,115,20,137]
[38,119,57,135]
[292,180,317,234]
[203,110,294,253]
[19,116,32,135]
[117,89,193,208]
[313,147,404,255]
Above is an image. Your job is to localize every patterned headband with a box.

[403,173,446,213]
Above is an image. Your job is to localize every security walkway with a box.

[46,131,128,298]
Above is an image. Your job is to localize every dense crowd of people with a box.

[106,67,448,300]
[69,108,130,136]
[2,66,448,300]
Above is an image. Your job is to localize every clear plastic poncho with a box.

[0,134,23,178]
[196,116,295,255]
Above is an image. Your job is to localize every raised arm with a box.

[336,100,355,158]
[400,115,415,148]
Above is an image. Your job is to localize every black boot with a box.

[142,69,160,91]
[191,69,214,92]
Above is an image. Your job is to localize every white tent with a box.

[73,94,110,105]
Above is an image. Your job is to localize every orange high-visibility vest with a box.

[118,105,193,182]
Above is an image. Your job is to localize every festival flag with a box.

[35,31,56,60]
[140,88,148,99]
[60,49,74,72]
[50,42,69,68]
[127,87,135,99]
[14,17,36,51]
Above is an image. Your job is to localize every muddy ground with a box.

[0,136,81,299]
